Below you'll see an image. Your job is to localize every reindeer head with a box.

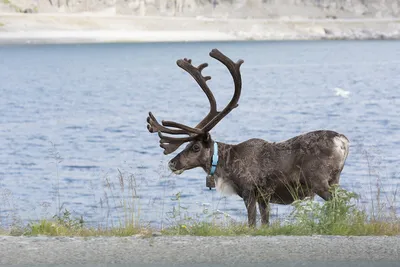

[146,49,244,175]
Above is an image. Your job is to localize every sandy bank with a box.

[1,235,400,264]
[1,13,400,44]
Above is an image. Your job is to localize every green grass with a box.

[2,209,151,237]
[26,218,151,237]
[161,220,400,237]
[0,23,4,27]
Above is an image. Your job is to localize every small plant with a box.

[27,209,84,236]
[53,209,84,230]
[164,191,192,234]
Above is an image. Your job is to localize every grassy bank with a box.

[1,185,399,237]
[1,143,398,237]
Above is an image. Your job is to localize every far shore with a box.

[0,13,400,44]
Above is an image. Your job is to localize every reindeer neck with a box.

[204,141,233,176]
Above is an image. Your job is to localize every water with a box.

[0,40,399,228]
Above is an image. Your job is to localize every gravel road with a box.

[1,235,400,266]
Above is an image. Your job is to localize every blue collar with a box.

[209,142,219,176]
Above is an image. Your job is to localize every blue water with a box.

[0,40,399,228]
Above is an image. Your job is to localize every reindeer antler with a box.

[146,49,244,155]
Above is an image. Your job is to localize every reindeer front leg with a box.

[243,191,257,227]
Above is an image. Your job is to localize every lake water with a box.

[0,40,399,228]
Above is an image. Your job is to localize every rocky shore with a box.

[0,13,399,44]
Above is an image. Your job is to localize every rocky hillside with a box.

[2,0,400,18]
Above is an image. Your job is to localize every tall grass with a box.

[48,142,63,217]
[11,167,151,237]
[0,142,399,237]
[15,180,399,237]
[162,186,400,236]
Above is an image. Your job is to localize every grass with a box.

[161,186,400,236]
[1,184,398,237]
[24,209,151,237]
[0,143,399,237]
[0,22,4,27]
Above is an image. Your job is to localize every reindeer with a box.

[146,49,350,227]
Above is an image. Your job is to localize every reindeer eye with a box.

[192,144,200,152]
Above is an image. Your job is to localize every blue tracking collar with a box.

[209,142,219,176]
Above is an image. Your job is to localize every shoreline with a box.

[1,13,400,44]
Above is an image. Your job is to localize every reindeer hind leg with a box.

[243,190,257,227]
[257,198,270,226]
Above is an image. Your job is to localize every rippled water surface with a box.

[0,41,399,227]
